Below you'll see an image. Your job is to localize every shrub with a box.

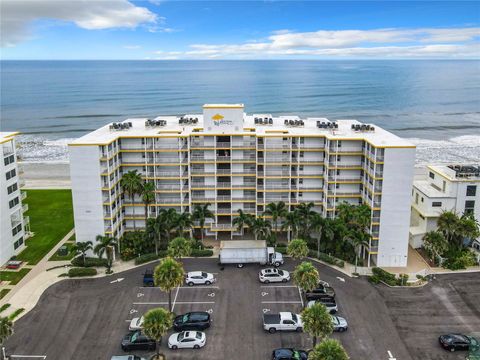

[121,247,136,261]
[71,257,108,268]
[397,273,409,286]
[8,308,25,320]
[134,251,168,265]
[191,249,213,257]
[276,246,287,254]
[416,274,427,281]
[372,267,397,286]
[68,267,97,277]
[0,304,11,313]
[308,250,345,268]
[443,248,477,270]
[368,275,380,284]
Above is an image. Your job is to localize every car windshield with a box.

[292,314,298,322]
[178,332,185,341]
[195,332,202,339]
[331,316,338,325]
[292,351,302,360]
[131,332,138,342]
[278,270,284,275]
[201,272,208,278]
[182,314,189,322]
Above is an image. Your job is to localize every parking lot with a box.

[5,258,480,360]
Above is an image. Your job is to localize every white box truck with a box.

[219,240,284,267]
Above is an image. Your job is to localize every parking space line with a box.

[172,286,180,311]
[261,301,303,304]
[260,285,297,288]
[297,286,304,307]
[133,301,215,305]
[179,286,220,289]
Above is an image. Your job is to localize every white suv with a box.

[259,268,290,283]
[185,271,216,286]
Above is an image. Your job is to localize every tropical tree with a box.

[287,238,309,260]
[282,211,301,241]
[345,231,370,273]
[423,231,449,263]
[293,261,319,292]
[264,202,288,246]
[301,302,334,348]
[154,257,185,311]
[233,210,253,236]
[297,202,316,239]
[309,338,349,360]
[168,237,192,259]
[70,241,93,266]
[437,211,480,248]
[176,212,193,238]
[0,316,13,359]
[192,203,214,245]
[163,208,180,242]
[142,307,173,359]
[141,181,156,227]
[310,213,325,258]
[120,170,143,230]
[94,235,118,273]
[251,217,271,240]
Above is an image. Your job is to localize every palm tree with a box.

[167,237,192,259]
[163,208,179,242]
[176,212,193,237]
[142,307,173,359]
[292,261,319,292]
[287,238,309,260]
[93,235,118,273]
[282,211,301,241]
[345,231,369,273]
[310,213,325,258]
[309,339,349,360]
[264,202,287,246]
[296,202,316,239]
[70,241,93,266]
[301,302,334,348]
[0,316,13,359]
[121,170,143,230]
[250,217,271,240]
[141,181,156,227]
[154,257,185,312]
[233,210,253,236]
[192,203,214,245]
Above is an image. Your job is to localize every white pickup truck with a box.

[263,312,303,333]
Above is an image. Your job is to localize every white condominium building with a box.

[0,132,29,265]
[69,104,415,267]
[410,164,480,248]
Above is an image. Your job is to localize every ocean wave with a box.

[16,134,480,165]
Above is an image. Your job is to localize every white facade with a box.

[0,132,29,265]
[410,165,480,248]
[69,104,415,267]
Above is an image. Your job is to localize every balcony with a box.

[210,224,235,230]
[216,169,231,175]
[232,182,256,188]
[216,208,233,214]
[298,143,325,149]
[231,156,256,163]
[234,195,255,200]
[191,142,215,148]
[191,183,215,189]
[156,198,183,204]
[155,157,188,163]
[216,155,231,162]
[216,182,232,188]
[328,162,362,169]
[232,141,256,148]
[3,145,14,156]
[21,191,27,201]
[216,142,232,148]
[22,204,28,213]
[23,215,30,225]
[328,146,363,153]
[264,184,290,189]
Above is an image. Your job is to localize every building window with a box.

[4,154,15,166]
[415,193,419,204]
[421,197,424,202]
[432,202,442,207]
[442,181,446,192]
[429,172,435,179]
[5,168,16,180]
[7,183,18,195]
[466,185,477,197]
[465,200,475,214]
[9,197,19,209]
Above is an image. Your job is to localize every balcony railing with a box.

[22,204,28,213]
[232,141,256,148]
[210,224,234,230]
[191,183,215,188]
[232,182,256,188]
[21,191,27,201]
[216,182,232,188]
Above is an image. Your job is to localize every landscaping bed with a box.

[0,269,31,285]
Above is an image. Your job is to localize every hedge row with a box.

[68,268,97,277]
[134,249,214,265]
[71,257,108,268]
[191,249,213,257]
[369,267,409,286]
[308,250,345,268]
[276,246,287,255]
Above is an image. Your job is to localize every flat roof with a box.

[69,105,414,148]
[428,165,480,182]
[0,132,19,144]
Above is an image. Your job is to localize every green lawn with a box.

[0,269,31,285]
[17,189,74,265]
[0,289,10,300]
[48,242,75,261]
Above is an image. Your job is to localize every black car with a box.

[121,331,156,351]
[173,311,211,331]
[143,269,154,287]
[304,283,335,301]
[272,348,308,360]
[439,334,479,352]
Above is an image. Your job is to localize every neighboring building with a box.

[69,104,415,267]
[0,132,29,265]
[410,164,480,248]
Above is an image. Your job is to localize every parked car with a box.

[304,283,335,300]
[6,260,22,269]
[185,271,216,286]
[143,269,154,287]
[263,312,303,333]
[259,268,290,283]
[121,331,156,351]
[174,311,211,331]
[439,334,479,352]
[272,348,309,360]
[331,315,348,332]
[307,298,338,314]
[168,331,206,350]
[318,279,330,288]
[129,316,144,331]
[111,356,146,360]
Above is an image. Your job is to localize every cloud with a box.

[1,0,157,47]
[173,27,480,59]
[124,45,141,49]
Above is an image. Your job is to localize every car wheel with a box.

[194,345,200,349]
[282,278,287,283]
[188,282,194,286]
[171,345,178,350]
[296,327,303,332]
[264,280,270,284]
[237,263,244,268]
[268,327,277,334]
[205,280,211,285]
[274,262,280,267]
[338,327,346,332]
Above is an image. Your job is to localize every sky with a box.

[1,0,479,60]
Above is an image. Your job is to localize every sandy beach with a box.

[21,162,71,189]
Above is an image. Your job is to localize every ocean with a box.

[1,60,479,164]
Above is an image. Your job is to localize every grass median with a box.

[0,269,31,285]
[17,189,74,265]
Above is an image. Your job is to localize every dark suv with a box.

[121,331,156,351]
[173,312,211,331]
[272,348,308,360]
[143,269,154,287]
[305,284,335,301]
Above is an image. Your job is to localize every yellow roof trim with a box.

[203,104,244,109]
